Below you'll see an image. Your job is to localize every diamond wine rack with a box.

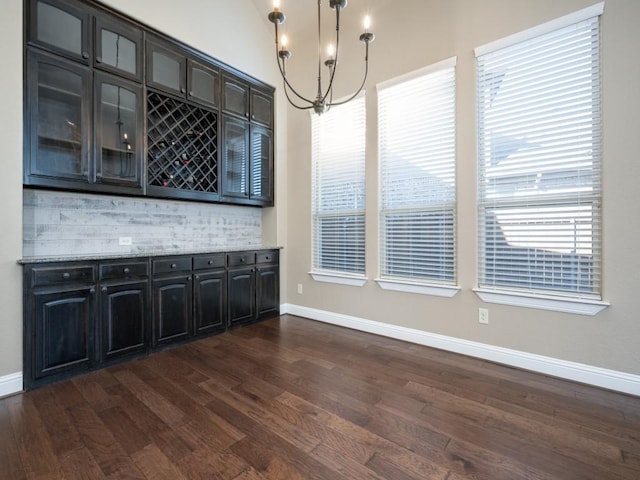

[147,91,218,193]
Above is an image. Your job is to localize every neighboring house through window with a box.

[475,3,607,314]
[377,58,458,297]
[311,96,366,285]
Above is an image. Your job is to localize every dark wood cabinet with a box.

[28,0,92,64]
[251,89,273,128]
[26,49,91,186]
[193,254,226,336]
[94,71,144,191]
[94,13,143,82]
[24,262,97,388]
[147,38,219,109]
[98,260,149,361]
[227,250,279,327]
[222,74,250,119]
[152,257,192,347]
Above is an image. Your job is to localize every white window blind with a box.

[476,11,602,299]
[378,59,457,284]
[311,97,366,275]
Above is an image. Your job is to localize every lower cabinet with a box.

[23,248,279,389]
[228,250,279,327]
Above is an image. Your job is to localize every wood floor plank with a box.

[1,315,639,479]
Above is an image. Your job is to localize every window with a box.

[377,58,457,295]
[311,96,366,282]
[476,4,604,308]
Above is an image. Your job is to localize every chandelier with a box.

[268,0,374,115]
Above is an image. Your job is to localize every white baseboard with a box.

[280,303,640,397]
[0,372,23,398]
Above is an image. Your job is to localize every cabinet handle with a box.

[123,267,130,274]
[96,56,102,63]
[82,51,89,59]
[101,286,107,293]
[171,263,177,269]
[62,272,70,279]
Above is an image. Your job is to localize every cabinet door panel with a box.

[147,41,186,97]
[222,76,249,119]
[188,59,218,108]
[194,270,226,335]
[228,267,255,326]
[28,51,90,182]
[257,266,279,318]
[94,72,143,189]
[250,126,273,203]
[95,14,142,81]
[101,281,147,361]
[30,0,91,63]
[222,117,249,199]
[33,288,93,379]
[153,276,192,346]
[251,90,273,128]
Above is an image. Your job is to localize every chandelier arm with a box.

[273,24,314,106]
[315,0,322,101]
[329,42,370,107]
[320,6,341,104]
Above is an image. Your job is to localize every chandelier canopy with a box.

[268,0,374,115]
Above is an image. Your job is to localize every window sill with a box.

[309,271,367,287]
[473,288,609,316]
[376,279,460,298]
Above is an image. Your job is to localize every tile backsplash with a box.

[23,189,262,258]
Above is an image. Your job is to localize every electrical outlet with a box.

[479,308,489,325]
[118,236,132,246]
[297,283,303,295]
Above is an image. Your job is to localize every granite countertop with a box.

[19,245,283,264]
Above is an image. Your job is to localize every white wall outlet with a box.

[297,283,303,295]
[118,236,133,246]
[479,308,489,325]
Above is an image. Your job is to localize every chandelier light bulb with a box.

[326,44,335,59]
[273,0,280,11]
[281,34,288,48]
[364,15,371,32]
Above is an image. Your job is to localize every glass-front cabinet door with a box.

[147,40,186,97]
[188,59,218,108]
[94,72,143,190]
[95,14,142,82]
[222,117,249,199]
[28,0,91,64]
[250,126,273,203]
[27,50,90,183]
[251,90,273,128]
[222,75,249,119]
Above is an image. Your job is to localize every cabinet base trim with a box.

[0,372,23,398]
[280,303,640,397]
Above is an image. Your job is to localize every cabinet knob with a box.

[62,272,70,279]
[101,286,107,293]
[208,260,213,265]
[90,287,96,294]
[240,258,245,263]
[171,263,177,269]
[96,56,102,64]
[186,276,191,281]
[195,275,200,280]
[180,87,186,94]
[123,267,130,274]
[82,51,89,59]
[189,91,193,97]
[265,256,270,261]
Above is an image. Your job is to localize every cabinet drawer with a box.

[153,257,192,275]
[30,264,96,288]
[256,250,278,265]
[227,252,255,267]
[100,260,149,280]
[193,253,225,271]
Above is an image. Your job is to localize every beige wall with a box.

[0,0,286,379]
[285,0,640,375]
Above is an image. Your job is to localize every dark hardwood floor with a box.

[2,314,640,479]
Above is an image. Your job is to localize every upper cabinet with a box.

[94,14,143,82]
[147,38,219,109]
[25,0,274,207]
[28,0,92,64]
